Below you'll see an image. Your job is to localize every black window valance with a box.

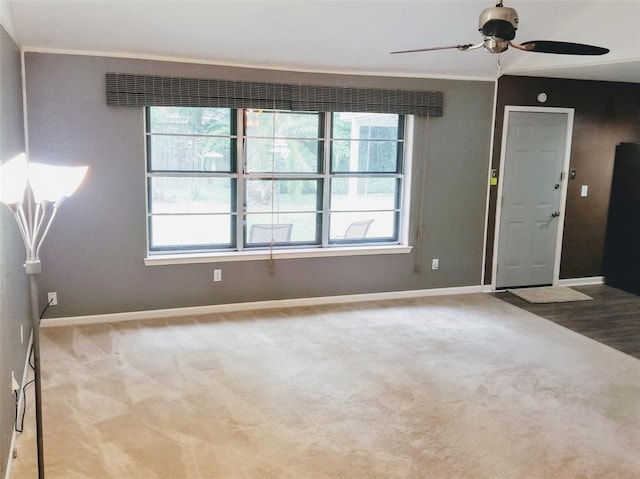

[106,73,443,116]
[291,85,442,116]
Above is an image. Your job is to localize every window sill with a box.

[144,244,413,266]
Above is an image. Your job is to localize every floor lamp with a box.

[0,153,87,479]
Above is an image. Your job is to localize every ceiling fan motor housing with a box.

[479,5,519,41]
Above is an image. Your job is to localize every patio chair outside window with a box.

[249,223,293,243]
[341,219,374,239]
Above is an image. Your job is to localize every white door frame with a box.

[491,106,575,290]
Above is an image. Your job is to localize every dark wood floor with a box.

[494,284,640,360]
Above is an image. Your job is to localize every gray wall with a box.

[24,53,494,318]
[0,25,29,478]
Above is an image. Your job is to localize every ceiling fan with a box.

[391,2,609,56]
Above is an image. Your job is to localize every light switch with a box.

[580,185,588,197]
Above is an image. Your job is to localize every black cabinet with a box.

[604,143,640,294]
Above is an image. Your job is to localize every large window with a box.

[146,107,408,254]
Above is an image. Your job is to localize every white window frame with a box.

[144,110,414,266]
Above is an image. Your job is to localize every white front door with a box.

[495,108,573,289]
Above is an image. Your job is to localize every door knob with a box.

[551,211,560,218]
[554,183,560,189]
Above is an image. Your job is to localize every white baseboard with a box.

[4,333,33,479]
[558,276,605,287]
[40,285,485,328]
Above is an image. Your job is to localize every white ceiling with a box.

[6,0,640,82]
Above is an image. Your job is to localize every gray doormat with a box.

[507,286,593,303]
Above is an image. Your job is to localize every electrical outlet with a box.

[213,269,222,282]
[47,292,58,306]
[432,258,439,270]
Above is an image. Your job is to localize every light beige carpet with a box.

[10,294,640,478]
[507,286,593,303]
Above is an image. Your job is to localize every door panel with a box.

[496,111,569,288]
[505,222,524,267]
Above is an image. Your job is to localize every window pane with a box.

[332,112,400,140]
[149,136,232,172]
[331,112,401,173]
[331,140,399,173]
[246,179,319,213]
[246,213,319,244]
[330,178,398,211]
[150,214,232,248]
[245,139,320,173]
[150,177,233,214]
[149,107,231,135]
[330,211,397,241]
[246,110,319,138]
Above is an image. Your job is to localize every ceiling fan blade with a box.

[390,43,477,54]
[519,40,609,55]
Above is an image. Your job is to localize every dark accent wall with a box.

[0,25,29,478]
[24,53,494,318]
[485,75,640,284]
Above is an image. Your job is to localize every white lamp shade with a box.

[0,153,29,204]
[28,163,88,204]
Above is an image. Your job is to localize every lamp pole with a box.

[28,268,45,479]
